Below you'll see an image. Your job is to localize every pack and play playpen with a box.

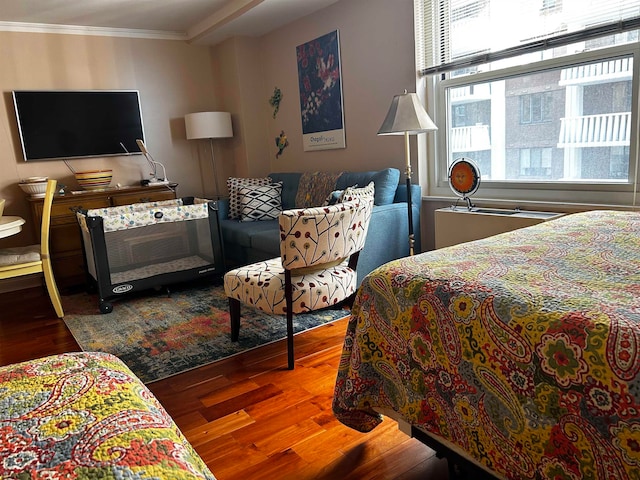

[77,197,224,313]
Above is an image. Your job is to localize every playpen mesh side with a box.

[103,217,214,284]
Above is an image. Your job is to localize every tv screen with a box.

[12,90,145,162]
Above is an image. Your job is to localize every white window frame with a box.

[424,43,640,206]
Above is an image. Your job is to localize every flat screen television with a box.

[12,90,145,162]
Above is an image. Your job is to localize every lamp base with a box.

[406,175,414,256]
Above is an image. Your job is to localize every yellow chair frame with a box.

[0,179,64,318]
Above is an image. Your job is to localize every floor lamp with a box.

[185,112,234,198]
[378,90,437,256]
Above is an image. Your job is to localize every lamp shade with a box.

[185,112,233,140]
[377,91,437,135]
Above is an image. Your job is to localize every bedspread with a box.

[333,210,640,480]
[0,352,215,479]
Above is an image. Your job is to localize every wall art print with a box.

[296,30,346,151]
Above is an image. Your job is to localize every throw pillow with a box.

[340,181,375,203]
[322,189,344,206]
[227,177,272,219]
[335,168,400,205]
[239,182,283,222]
[295,172,344,208]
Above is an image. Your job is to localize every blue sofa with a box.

[217,168,421,285]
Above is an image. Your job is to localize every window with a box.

[519,148,552,178]
[443,54,634,183]
[541,0,562,12]
[415,0,640,204]
[520,92,553,124]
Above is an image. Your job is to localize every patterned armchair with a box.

[224,196,374,369]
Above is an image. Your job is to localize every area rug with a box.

[62,281,349,383]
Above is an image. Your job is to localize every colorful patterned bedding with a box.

[0,352,215,479]
[333,210,640,480]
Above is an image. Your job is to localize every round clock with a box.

[448,157,480,198]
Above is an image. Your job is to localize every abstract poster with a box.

[296,30,346,151]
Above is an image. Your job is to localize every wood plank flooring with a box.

[0,285,450,479]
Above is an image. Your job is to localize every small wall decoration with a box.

[269,87,282,119]
[296,30,346,151]
[275,130,289,158]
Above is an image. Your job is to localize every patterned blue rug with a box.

[62,281,348,383]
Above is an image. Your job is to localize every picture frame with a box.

[296,30,346,151]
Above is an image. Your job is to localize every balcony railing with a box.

[449,83,492,104]
[557,112,631,148]
[559,58,632,86]
[450,124,491,152]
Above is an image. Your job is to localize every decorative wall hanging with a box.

[296,30,346,151]
[275,130,289,158]
[269,87,282,119]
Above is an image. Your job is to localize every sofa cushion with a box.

[221,219,278,248]
[227,176,272,219]
[268,172,302,209]
[250,227,281,254]
[239,182,283,222]
[336,168,400,205]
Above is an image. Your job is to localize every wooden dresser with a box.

[28,183,178,290]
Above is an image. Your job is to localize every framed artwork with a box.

[296,30,346,151]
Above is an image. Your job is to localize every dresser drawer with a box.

[49,198,112,224]
[111,190,176,206]
[50,223,83,254]
[51,252,87,288]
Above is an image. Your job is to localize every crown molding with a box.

[0,21,188,41]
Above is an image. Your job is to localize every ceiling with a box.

[0,0,340,45]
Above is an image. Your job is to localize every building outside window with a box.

[520,92,553,125]
[415,0,640,204]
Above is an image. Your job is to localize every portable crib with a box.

[77,197,224,313]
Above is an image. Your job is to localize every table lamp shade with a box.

[377,91,437,135]
[185,112,233,140]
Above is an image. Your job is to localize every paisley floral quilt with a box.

[333,210,640,480]
[0,352,215,479]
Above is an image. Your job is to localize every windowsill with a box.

[422,195,640,213]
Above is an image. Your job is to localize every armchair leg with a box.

[229,298,241,341]
[285,269,294,370]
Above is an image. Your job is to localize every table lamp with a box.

[136,139,169,185]
[378,90,437,255]
[185,112,234,197]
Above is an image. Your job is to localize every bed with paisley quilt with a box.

[332,210,640,480]
[0,351,215,479]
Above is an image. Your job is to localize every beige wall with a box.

[0,32,218,245]
[0,0,417,247]
[213,0,416,177]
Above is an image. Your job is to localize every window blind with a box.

[416,0,640,75]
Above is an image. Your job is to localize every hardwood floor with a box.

[0,286,450,480]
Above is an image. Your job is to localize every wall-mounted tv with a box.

[12,90,145,162]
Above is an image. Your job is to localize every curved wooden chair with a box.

[224,193,374,369]
[0,179,64,318]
